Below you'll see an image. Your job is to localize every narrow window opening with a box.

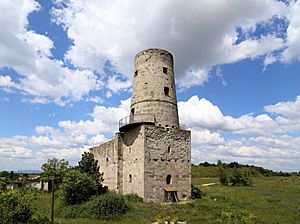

[167,146,171,154]
[134,70,138,76]
[164,87,170,96]
[131,108,135,115]
[166,175,172,185]
[106,157,109,162]
[129,174,132,183]
[163,67,168,74]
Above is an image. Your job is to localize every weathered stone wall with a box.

[131,48,179,129]
[119,126,145,197]
[90,138,118,190]
[143,125,191,201]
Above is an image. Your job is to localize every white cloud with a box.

[191,129,224,146]
[178,95,300,135]
[0,98,130,170]
[1,95,300,171]
[179,95,300,171]
[0,0,102,105]
[264,96,300,119]
[281,0,300,62]
[1,0,299,101]
[52,0,289,89]
[0,75,16,87]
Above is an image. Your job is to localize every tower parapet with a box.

[119,48,179,131]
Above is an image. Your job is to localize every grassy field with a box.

[32,171,300,223]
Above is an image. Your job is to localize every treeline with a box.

[195,161,299,177]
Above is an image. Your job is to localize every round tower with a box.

[127,48,179,130]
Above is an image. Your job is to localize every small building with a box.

[90,49,191,202]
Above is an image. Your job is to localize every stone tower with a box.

[90,48,191,202]
[131,49,179,129]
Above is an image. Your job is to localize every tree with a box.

[60,169,98,205]
[76,152,107,194]
[219,167,229,186]
[41,158,69,185]
[230,169,253,186]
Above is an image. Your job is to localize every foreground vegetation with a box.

[1,162,300,223]
[26,175,300,224]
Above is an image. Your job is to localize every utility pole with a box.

[50,176,55,224]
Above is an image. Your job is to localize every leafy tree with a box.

[219,167,229,186]
[41,158,69,185]
[217,160,223,167]
[76,152,107,194]
[230,169,253,186]
[60,169,98,205]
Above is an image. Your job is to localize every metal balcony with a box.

[119,114,155,132]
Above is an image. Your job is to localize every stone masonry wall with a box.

[131,48,179,129]
[143,125,191,201]
[119,126,145,197]
[90,138,118,191]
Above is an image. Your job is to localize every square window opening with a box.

[164,87,170,96]
[163,67,168,74]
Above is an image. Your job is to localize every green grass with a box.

[31,175,300,223]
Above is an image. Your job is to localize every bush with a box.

[219,168,229,186]
[124,193,143,203]
[0,191,33,224]
[230,169,253,186]
[87,192,129,219]
[191,184,203,199]
[217,211,258,224]
[0,181,6,192]
[60,169,98,205]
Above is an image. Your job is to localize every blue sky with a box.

[1,0,300,171]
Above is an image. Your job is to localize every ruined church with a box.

[90,48,191,202]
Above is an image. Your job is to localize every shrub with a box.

[230,169,253,186]
[191,184,203,199]
[124,193,143,203]
[219,168,229,186]
[0,180,7,192]
[60,169,98,205]
[0,191,33,224]
[87,192,129,219]
[217,211,258,224]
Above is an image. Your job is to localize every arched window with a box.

[129,174,132,183]
[166,175,172,185]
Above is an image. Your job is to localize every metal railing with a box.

[119,114,155,129]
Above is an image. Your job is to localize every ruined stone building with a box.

[90,48,191,202]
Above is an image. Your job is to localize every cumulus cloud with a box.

[281,0,300,62]
[0,0,102,105]
[0,75,16,88]
[178,95,300,136]
[51,0,289,89]
[264,95,300,119]
[179,95,300,171]
[2,95,300,171]
[0,98,130,170]
[1,0,300,102]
